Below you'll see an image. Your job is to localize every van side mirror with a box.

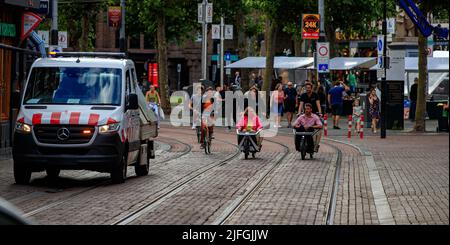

[12,91,21,108]
[127,94,139,110]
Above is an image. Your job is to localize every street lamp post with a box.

[119,0,126,52]
[50,0,58,46]
[381,0,387,138]
[200,0,209,81]
[220,16,225,88]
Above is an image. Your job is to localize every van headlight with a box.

[99,123,120,134]
[15,122,32,134]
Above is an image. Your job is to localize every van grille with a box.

[34,125,95,144]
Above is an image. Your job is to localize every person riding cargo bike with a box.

[293,103,323,160]
[236,106,263,159]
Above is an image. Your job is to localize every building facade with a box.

[0,0,41,155]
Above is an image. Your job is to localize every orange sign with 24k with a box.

[302,14,320,40]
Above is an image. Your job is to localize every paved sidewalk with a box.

[329,134,449,225]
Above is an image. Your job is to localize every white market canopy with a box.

[370,57,449,72]
[225,56,314,69]
[329,57,377,70]
[405,57,449,72]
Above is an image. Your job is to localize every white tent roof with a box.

[329,57,377,70]
[225,57,314,69]
[433,51,449,58]
[405,57,449,72]
[370,57,449,72]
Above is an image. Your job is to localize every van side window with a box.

[131,68,140,94]
[126,70,132,95]
[129,69,136,94]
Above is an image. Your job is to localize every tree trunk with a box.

[325,23,336,57]
[414,32,428,132]
[263,19,277,94]
[294,34,303,57]
[80,13,89,51]
[156,13,170,112]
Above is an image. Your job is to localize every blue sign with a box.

[318,64,329,72]
[378,40,383,52]
[225,53,231,61]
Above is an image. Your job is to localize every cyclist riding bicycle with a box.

[146,85,161,129]
[293,103,323,153]
[199,87,216,149]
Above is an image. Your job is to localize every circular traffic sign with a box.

[319,45,328,57]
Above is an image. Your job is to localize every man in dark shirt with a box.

[298,82,322,115]
[409,77,418,121]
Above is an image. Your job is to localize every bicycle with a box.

[237,129,262,160]
[200,117,213,155]
[293,128,321,160]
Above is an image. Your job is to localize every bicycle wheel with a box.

[244,138,249,160]
[196,127,201,143]
[204,130,210,154]
[300,138,307,160]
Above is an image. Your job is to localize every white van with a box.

[13,53,158,184]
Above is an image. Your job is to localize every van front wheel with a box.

[14,162,31,184]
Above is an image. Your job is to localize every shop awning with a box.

[405,57,449,72]
[329,57,377,70]
[225,57,314,69]
[370,57,449,72]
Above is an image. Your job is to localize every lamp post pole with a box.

[381,0,387,138]
[201,0,208,80]
[119,0,126,52]
[50,0,58,46]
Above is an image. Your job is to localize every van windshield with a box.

[24,67,122,105]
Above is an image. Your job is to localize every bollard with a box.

[323,114,328,137]
[360,115,364,139]
[348,115,352,139]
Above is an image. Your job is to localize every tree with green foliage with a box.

[324,0,397,57]
[414,0,448,132]
[127,0,197,112]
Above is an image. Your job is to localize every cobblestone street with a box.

[0,125,447,225]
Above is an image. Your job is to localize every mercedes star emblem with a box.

[57,127,70,141]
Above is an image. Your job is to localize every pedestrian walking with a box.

[328,81,350,129]
[368,88,380,133]
[284,82,297,128]
[346,71,358,95]
[352,99,362,134]
[233,71,241,90]
[316,85,327,116]
[409,77,418,121]
[271,83,285,128]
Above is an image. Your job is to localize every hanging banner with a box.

[148,63,159,88]
[302,14,320,40]
[21,11,43,41]
[212,25,220,40]
[108,6,121,28]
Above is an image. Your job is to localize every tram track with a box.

[211,131,343,225]
[112,136,241,225]
[21,137,192,218]
[212,138,290,225]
